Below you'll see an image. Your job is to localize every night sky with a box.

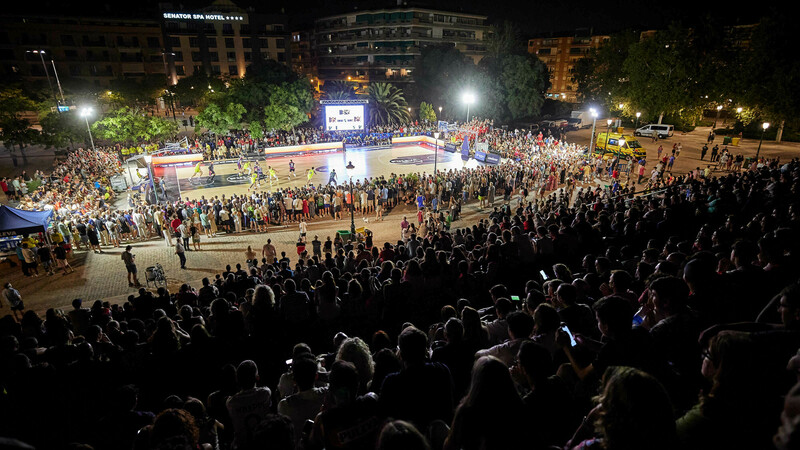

[4,0,781,35]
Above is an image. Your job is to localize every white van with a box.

[635,124,674,139]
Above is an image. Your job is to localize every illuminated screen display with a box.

[325,105,365,131]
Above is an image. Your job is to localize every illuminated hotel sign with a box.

[163,12,245,21]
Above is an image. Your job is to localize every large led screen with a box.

[325,105,365,131]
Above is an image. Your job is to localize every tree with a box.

[739,13,800,142]
[195,102,246,135]
[623,24,706,124]
[92,107,178,144]
[0,88,39,151]
[263,82,314,131]
[420,102,437,123]
[414,45,474,118]
[109,75,166,108]
[573,31,640,107]
[323,80,358,100]
[171,73,226,107]
[499,54,549,120]
[368,83,410,126]
[38,110,84,148]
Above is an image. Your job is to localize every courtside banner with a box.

[485,152,501,165]
[444,143,457,153]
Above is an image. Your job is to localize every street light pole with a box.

[635,112,641,129]
[28,50,58,108]
[80,107,96,151]
[433,131,440,175]
[51,59,66,105]
[756,122,770,162]
[346,161,356,237]
[589,109,598,154]
[605,119,612,154]
[161,51,178,123]
[144,155,158,204]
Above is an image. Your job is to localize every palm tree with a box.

[323,80,357,100]
[368,82,410,126]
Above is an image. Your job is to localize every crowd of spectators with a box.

[2,136,799,450]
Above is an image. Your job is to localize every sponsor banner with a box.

[485,152,501,165]
[444,143,457,153]
[474,151,487,162]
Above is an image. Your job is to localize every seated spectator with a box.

[432,318,474,401]
[516,341,577,448]
[380,326,454,431]
[476,311,534,366]
[277,355,328,446]
[308,360,382,450]
[676,332,779,450]
[484,297,513,345]
[566,367,676,450]
[226,360,271,449]
[443,356,531,450]
[556,283,596,338]
[377,420,431,450]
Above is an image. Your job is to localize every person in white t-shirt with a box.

[278,356,328,446]
[226,360,272,449]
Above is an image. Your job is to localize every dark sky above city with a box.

[5,0,781,34]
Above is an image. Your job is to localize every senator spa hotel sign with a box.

[163,12,244,21]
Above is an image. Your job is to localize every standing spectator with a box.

[53,241,74,275]
[2,282,24,321]
[121,245,141,287]
[36,242,55,276]
[175,240,187,269]
[21,243,39,277]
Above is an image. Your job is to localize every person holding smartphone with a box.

[555,296,656,382]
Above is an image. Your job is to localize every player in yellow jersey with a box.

[306,167,315,185]
[189,162,203,179]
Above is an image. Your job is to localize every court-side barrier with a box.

[150,136,448,166]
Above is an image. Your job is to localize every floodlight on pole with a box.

[756,122,770,162]
[462,92,475,123]
[635,111,641,128]
[589,108,599,154]
[604,119,613,154]
[80,107,96,151]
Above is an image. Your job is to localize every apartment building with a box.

[0,15,166,88]
[527,32,609,103]
[313,8,488,89]
[160,0,291,82]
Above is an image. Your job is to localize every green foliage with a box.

[171,73,226,106]
[0,88,39,150]
[38,110,85,148]
[92,107,178,144]
[739,13,800,125]
[573,31,639,106]
[109,75,167,108]
[419,102,437,123]
[263,82,314,131]
[324,80,358,100]
[499,54,549,120]
[248,121,264,140]
[414,45,474,119]
[368,83,410,126]
[196,102,246,135]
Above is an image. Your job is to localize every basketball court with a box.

[155,143,486,202]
